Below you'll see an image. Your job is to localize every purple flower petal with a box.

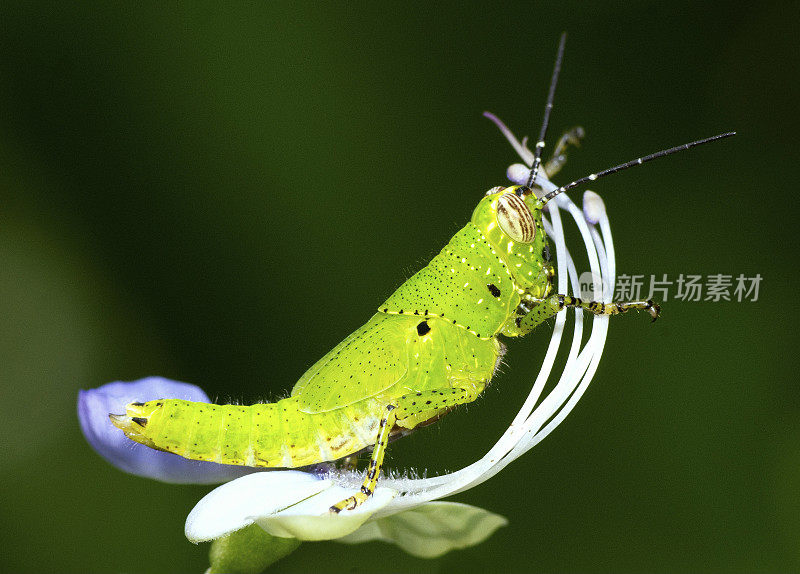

[78,377,260,484]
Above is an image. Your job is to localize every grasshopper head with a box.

[471,185,551,291]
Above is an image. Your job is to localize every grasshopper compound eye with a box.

[496,190,536,243]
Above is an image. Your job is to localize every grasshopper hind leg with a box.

[329,386,479,513]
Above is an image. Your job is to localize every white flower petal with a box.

[337,501,508,558]
[255,486,397,541]
[185,471,331,543]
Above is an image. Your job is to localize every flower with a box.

[185,469,508,558]
[183,117,616,547]
[78,116,616,568]
[78,377,259,484]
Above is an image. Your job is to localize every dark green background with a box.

[1,3,797,573]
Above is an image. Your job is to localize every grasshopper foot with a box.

[646,300,661,322]
[329,489,371,514]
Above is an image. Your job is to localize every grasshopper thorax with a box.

[471,185,551,293]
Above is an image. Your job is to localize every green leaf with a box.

[207,524,301,574]
[336,501,508,558]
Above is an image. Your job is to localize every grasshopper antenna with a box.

[540,131,737,204]
[524,32,567,192]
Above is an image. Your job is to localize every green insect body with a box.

[113,188,556,472]
[113,175,662,514]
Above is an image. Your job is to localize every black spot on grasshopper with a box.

[416,321,431,336]
[487,283,501,297]
[131,417,148,427]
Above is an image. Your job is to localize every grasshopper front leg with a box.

[515,293,661,335]
[329,386,479,513]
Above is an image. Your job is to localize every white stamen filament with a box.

[483,112,534,166]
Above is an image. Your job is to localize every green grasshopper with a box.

[110,36,733,513]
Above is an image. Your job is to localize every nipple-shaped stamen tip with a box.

[508,164,551,189]
[507,163,531,186]
[582,190,606,224]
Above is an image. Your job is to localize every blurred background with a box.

[1,3,797,573]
